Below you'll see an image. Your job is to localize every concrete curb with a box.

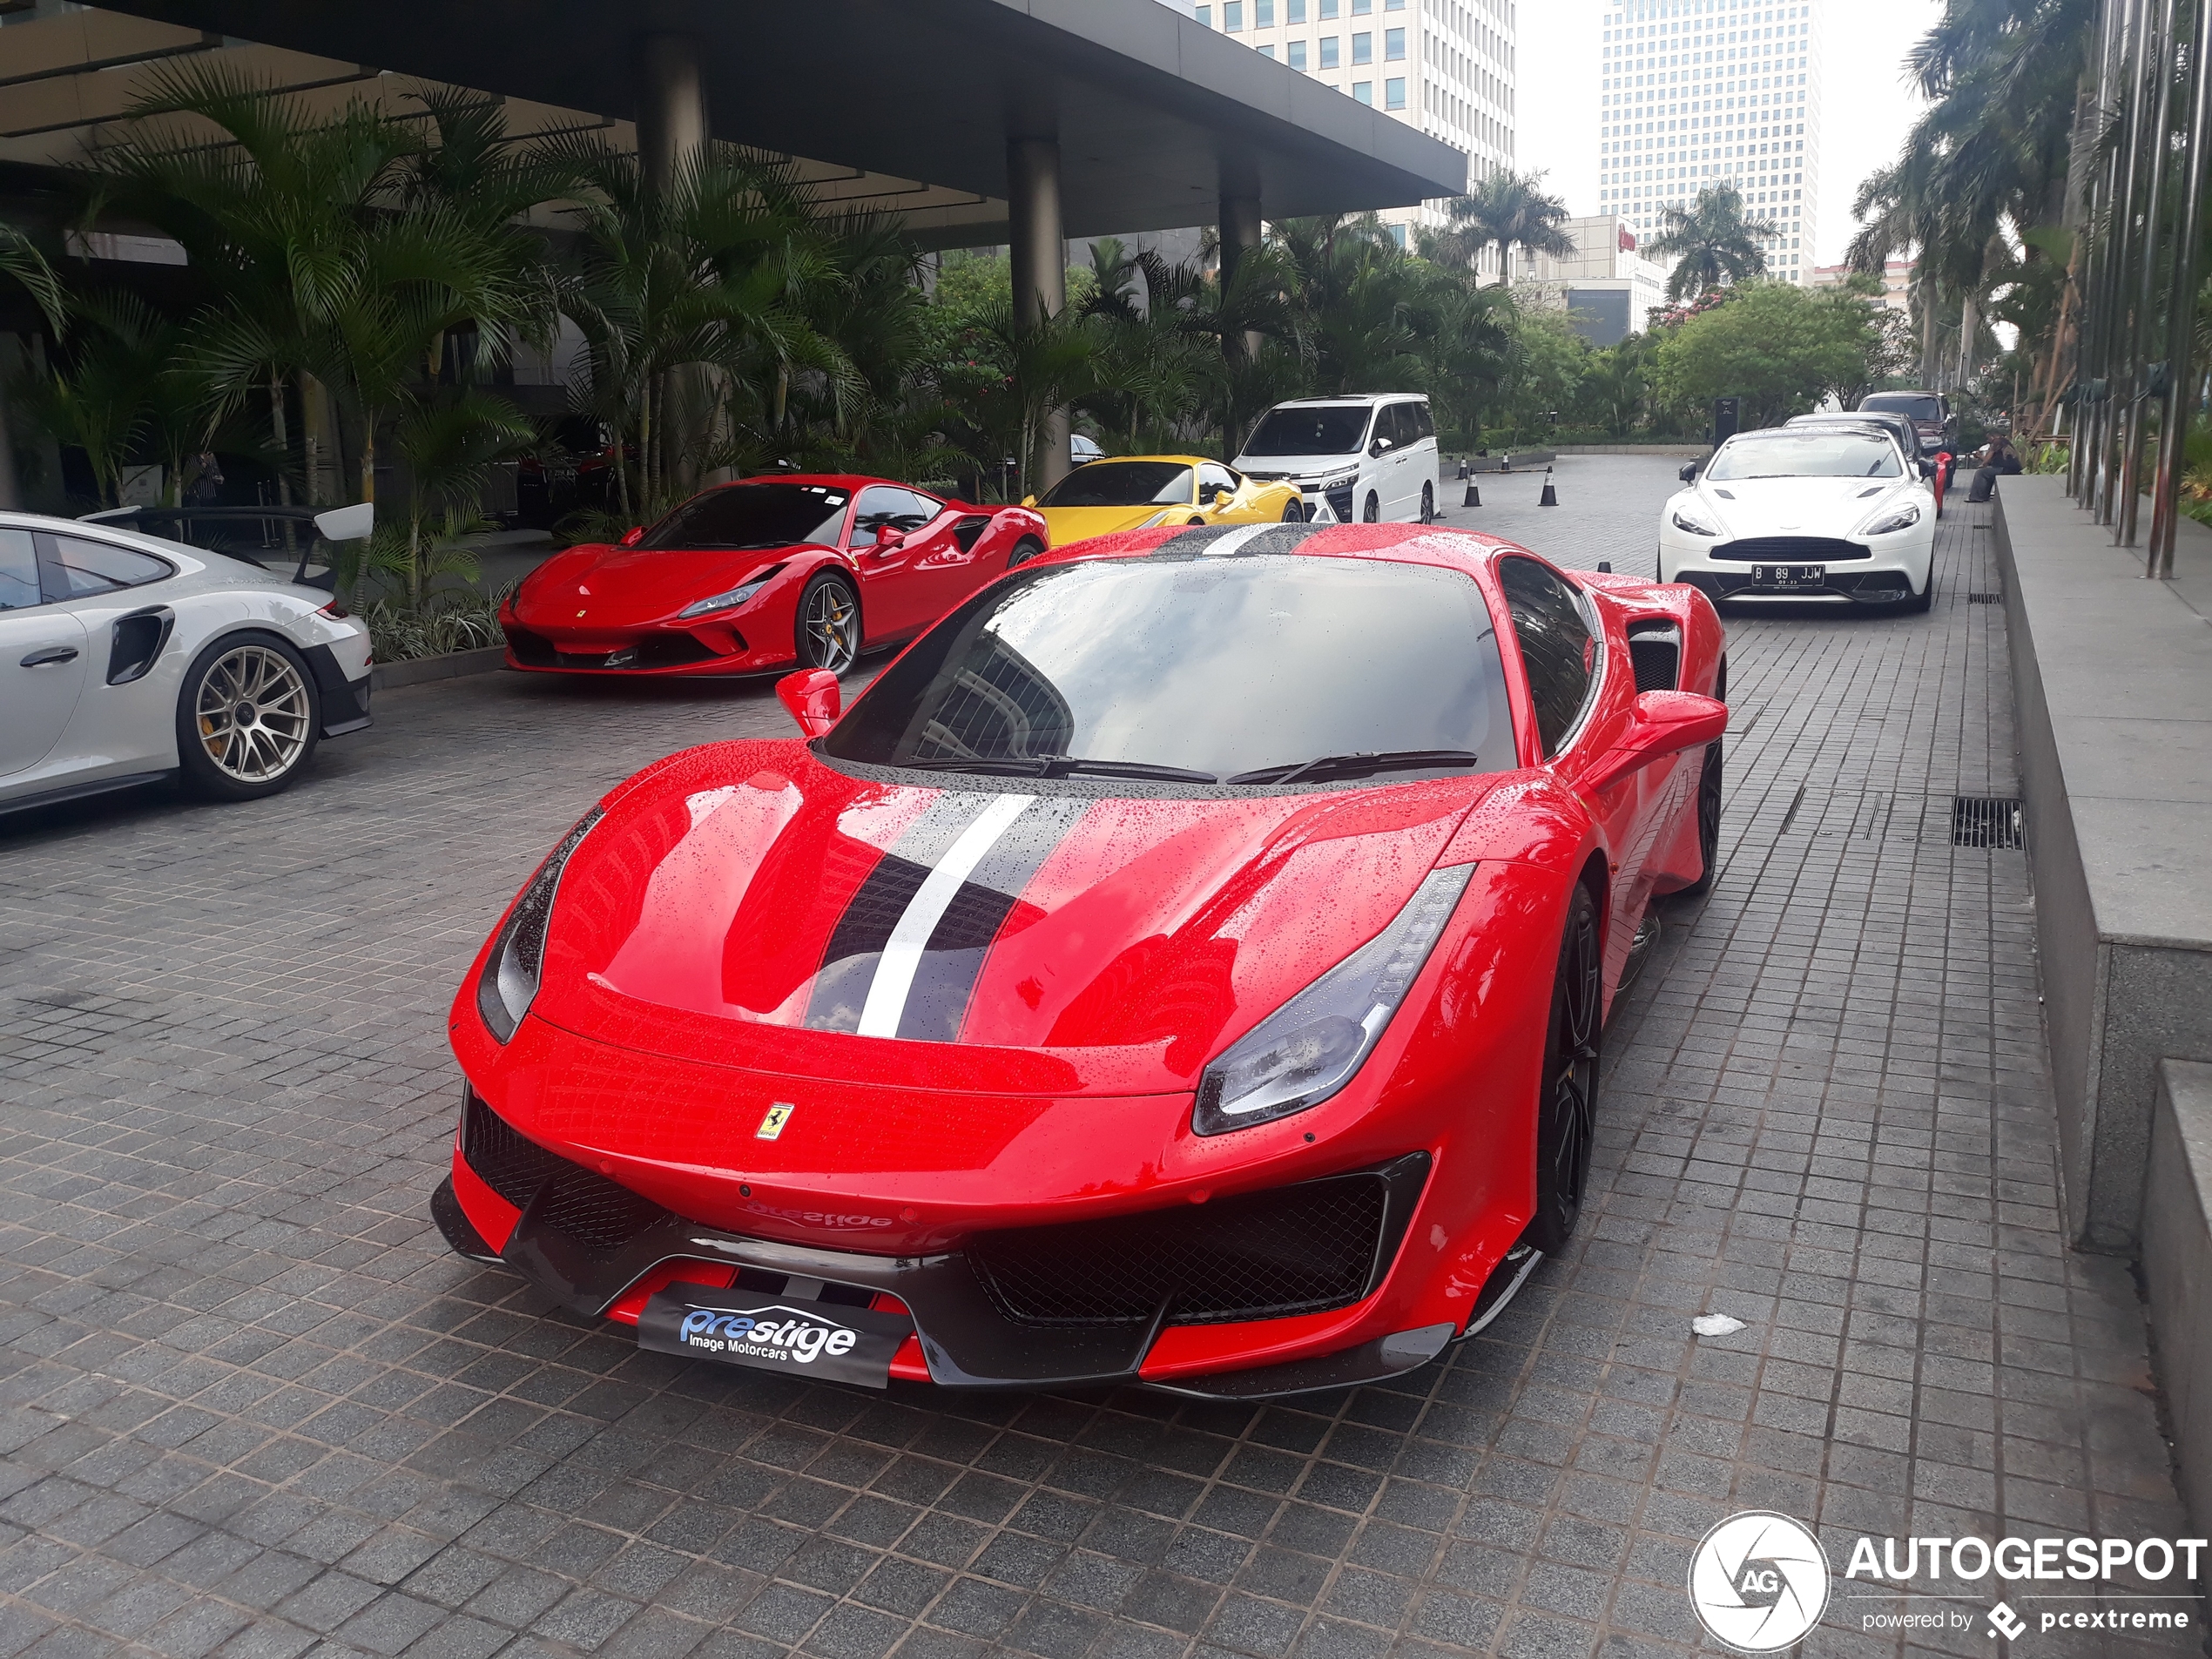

[1554,444,1707,457]
[370,645,508,692]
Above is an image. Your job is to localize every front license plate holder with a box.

[1750,563,1825,590]
[637,1288,914,1389]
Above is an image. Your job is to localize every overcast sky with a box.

[1516,0,1945,267]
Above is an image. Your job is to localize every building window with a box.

[1352,0,1372,12]
[1320,33,1339,64]
[1320,0,1339,15]
[1258,41,1276,56]
[1353,78,1372,101]
[1225,0,1244,28]
[1289,37,1309,67]
[1385,26,1404,57]
[1288,0,1307,17]
[1385,75,1406,106]
[1256,0,1274,23]
[1352,30,1372,62]
[1194,3,1212,21]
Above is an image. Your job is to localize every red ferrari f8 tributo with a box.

[440,520,1727,1398]
[501,475,1048,678]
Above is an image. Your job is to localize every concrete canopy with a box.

[88,0,1470,245]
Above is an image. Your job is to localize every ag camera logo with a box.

[1689,1512,1831,1651]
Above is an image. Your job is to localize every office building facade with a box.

[1590,0,1819,283]
[1177,0,1511,252]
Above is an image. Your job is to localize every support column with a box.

[633,33,724,491]
[1007,134,1069,493]
[1218,190,1264,360]
[634,33,708,192]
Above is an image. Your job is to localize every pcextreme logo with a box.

[1685,1514,2209,1649]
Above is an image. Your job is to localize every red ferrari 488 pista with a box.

[438,520,1727,1398]
[501,475,1048,678]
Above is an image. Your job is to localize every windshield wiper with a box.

[900,755,1218,784]
[1224,750,1480,786]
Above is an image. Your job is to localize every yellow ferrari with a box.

[1028,455,1306,546]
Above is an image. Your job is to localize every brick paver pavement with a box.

[0,460,2193,1659]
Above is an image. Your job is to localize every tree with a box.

[1652,281,1886,428]
[17,292,205,506]
[1430,171,1577,286]
[1649,186,1767,302]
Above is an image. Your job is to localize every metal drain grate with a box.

[1967,591,2003,604]
[1952,796,2025,848]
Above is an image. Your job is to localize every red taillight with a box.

[316,598,350,620]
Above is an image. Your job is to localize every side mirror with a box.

[618,525,644,547]
[872,523,905,550]
[1370,437,1394,457]
[776,669,842,738]
[1213,489,1234,509]
[1584,691,1729,795]
[1021,494,1037,508]
[1678,462,1701,482]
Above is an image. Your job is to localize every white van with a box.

[1231,395,1441,524]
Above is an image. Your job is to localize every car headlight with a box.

[1858,503,1921,536]
[1671,506,1722,537]
[475,808,603,1042]
[1192,863,1474,1136]
[678,564,785,618]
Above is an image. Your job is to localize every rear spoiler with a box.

[78,502,373,587]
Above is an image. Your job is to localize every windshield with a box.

[1241,406,1373,457]
[637,482,849,550]
[1860,394,1942,422]
[1707,433,1903,481]
[1039,462,1195,509]
[820,552,1516,783]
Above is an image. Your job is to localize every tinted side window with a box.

[1197,463,1238,500]
[0,529,38,610]
[851,487,939,543]
[1376,406,1406,448]
[1406,402,1435,442]
[47,536,172,599]
[1500,556,1596,757]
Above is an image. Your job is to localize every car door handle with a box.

[19,644,78,668]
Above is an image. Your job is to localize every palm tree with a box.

[84,59,546,506]
[1431,171,1577,286]
[0,226,67,509]
[1649,186,1768,302]
[17,291,206,507]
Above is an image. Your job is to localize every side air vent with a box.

[1625,622,1681,693]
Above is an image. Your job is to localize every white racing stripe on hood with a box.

[855,792,1037,1037]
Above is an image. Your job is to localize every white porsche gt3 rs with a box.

[1658,423,1939,612]
[0,510,374,818]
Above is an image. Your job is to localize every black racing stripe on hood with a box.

[803,792,996,1034]
[1150,521,1327,557]
[894,795,1091,1044]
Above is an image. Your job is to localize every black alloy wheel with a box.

[1281,497,1304,523]
[793,570,861,673]
[1420,482,1434,523]
[1362,492,1380,523]
[1530,882,1602,1252]
[1006,536,1044,570]
[1680,741,1724,896]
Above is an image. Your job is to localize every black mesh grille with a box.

[1325,483,1354,523]
[636,633,725,668]
[1708,536,1871,563]
[1628,636,1680,693]
[461,1092,673,1259]
[967,1171,1394,1327]
[503,627,557,666]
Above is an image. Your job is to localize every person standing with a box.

[184,448,223,507]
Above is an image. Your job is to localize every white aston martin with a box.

[1658,422,1939,612]
[1,506,374,818]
